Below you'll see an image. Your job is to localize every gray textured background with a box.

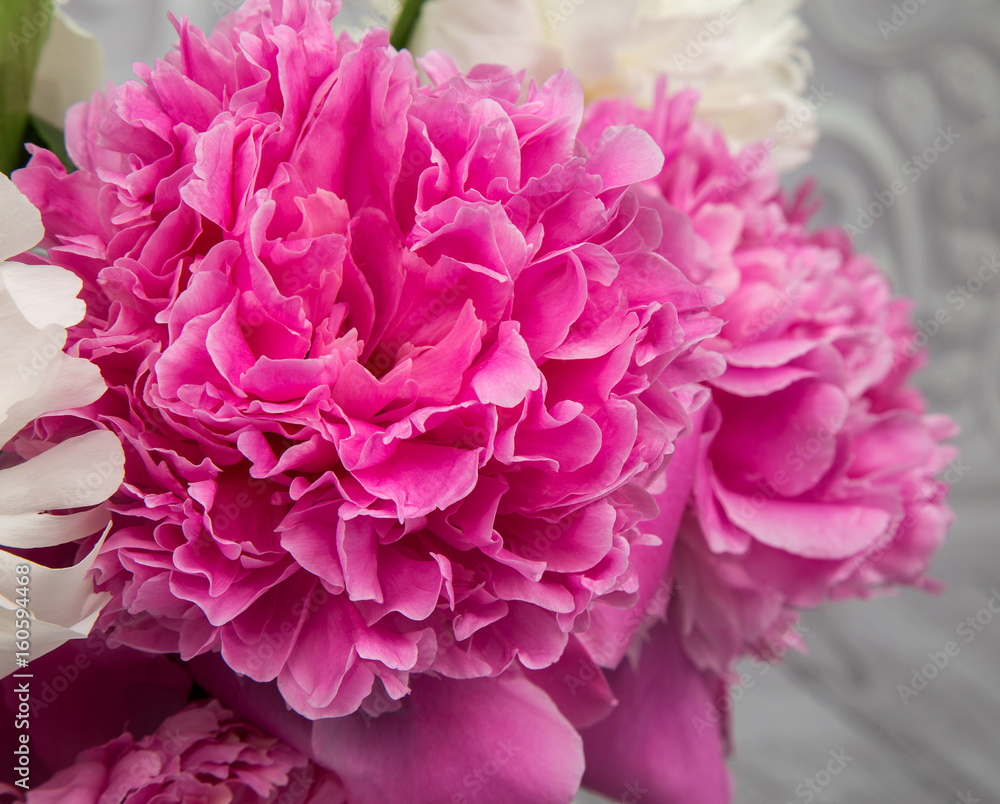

[58,1,1000,801]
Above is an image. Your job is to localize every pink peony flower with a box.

[16,0,722,722]
[580,87,958,674]
[20,699,342,804]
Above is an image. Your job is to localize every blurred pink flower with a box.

[581,86,958,674]
[15,0,722,723]
[22,699,340,804]
[0,635,340,804]
[0,638,190,789]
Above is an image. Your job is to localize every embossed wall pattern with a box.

[787,0,999,504]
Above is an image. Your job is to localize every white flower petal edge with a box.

[0,535,111,678]
[0,169,44,261]
[0,173,123,676]
[30,7,106,129]
[0,431,125,548]
[410,0,816,170]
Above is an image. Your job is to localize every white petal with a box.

[29,10,106,129]
[0,529,111,678]
[1,262,86,329]
[0,506,111,550]
[0,175,43,263]
[0,430,125,516]
[409,0,816,170]
[0,221,102,447]
[410,0,556,80]
[0,181,121,678]
[0,345,107,448]
[0,310,65,425]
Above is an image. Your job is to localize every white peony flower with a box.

[0,173,123,677]
[409,0,817,169]
[337,0,404,40]
[30,3,105,129]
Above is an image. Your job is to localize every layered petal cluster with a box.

[581,89,958,673]
[18,699,341,804]
[0,173,124,674]
[409,0,816,169]
[16,0,722,720]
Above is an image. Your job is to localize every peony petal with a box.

[1,262,86,329]
[196,649,584,804]
[0,529,112,678]
[1,638,191,780]
[470,321,541,408]
[712,381,849,498]
[587,126,665,190]
[312,673,584,804]
[0,174,43,262]
[0,430,124,518]
[0,506,110,550]
[714,484,892,559]
[581,619,732,804]
[581,406,705,667]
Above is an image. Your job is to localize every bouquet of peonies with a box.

[0,1,955,802]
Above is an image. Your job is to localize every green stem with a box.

[0,0,54,174]
[389,0,427,51]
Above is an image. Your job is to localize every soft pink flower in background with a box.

[580,87,957,675]
[0,639,190,788]
[21,701,336,804]
[0,637,340,803]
